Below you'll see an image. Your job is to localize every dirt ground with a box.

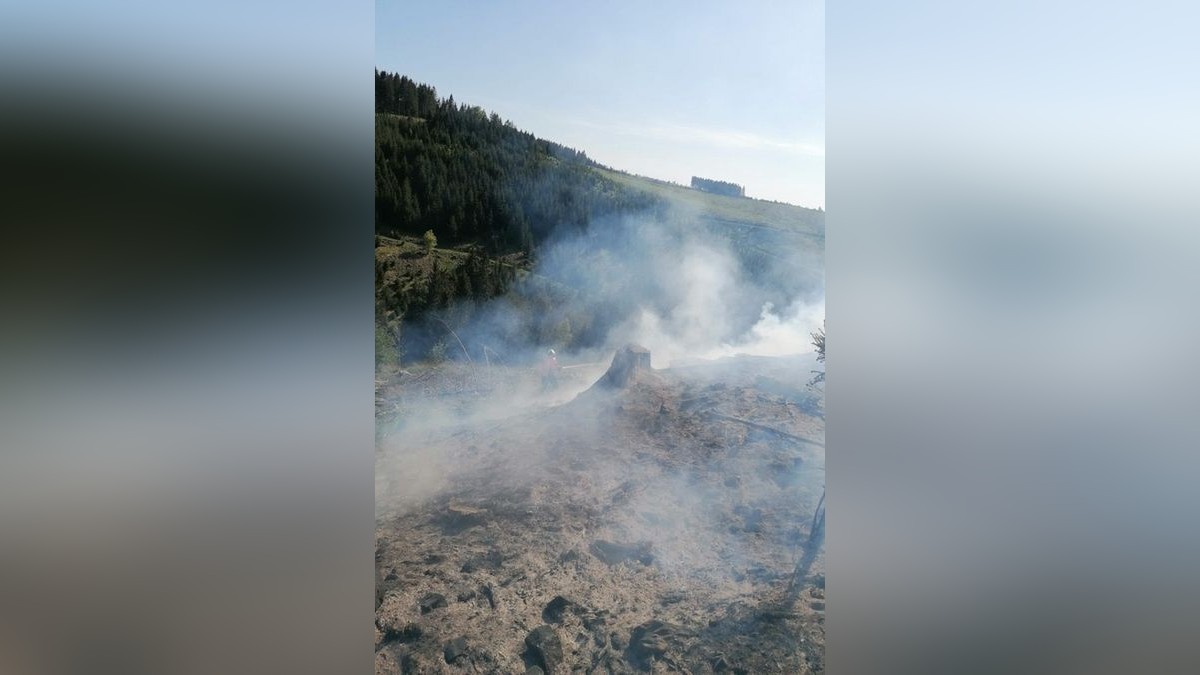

[375,352,825,674]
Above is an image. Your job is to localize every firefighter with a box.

[539,348,561,390]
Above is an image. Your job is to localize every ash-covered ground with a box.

[375,349,825,674]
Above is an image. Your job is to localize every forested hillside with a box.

[375,71,824,367]
[375,70,661,253]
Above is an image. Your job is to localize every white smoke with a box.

[390,197,823,380]
[712,298,826,359]
[574,211,824,367]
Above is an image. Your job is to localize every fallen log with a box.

[704,412,825,448]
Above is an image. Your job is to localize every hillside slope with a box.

[595,168,823,239]
[375,72,824,368]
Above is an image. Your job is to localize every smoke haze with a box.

[407,198,825,372]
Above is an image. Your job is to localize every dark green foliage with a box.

[375,71,438,117]
[374,238,520,334]
[691,175,745,197]
[376,322,400,368]
[375,70,661,256]
[427,339,448,364]
[374,70,667,357]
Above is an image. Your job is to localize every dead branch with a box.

[786,488,825,600]
[434,318,474,365]
[704,412,825,448]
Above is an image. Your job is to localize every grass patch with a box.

[591,167,824,237]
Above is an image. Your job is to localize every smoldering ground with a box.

[374,349,825,672]
[375,202,825,672]
[378,198,824,509]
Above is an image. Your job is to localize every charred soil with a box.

[376,352,825,674]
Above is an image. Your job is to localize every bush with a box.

[427,339,448,364]
[376,323,400,369]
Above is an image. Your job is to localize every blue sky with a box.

[376,0,824,208]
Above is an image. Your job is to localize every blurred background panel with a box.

[829,2,1200,674]
[0,2,375,674]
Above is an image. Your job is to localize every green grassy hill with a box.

[592,167,824,265]
[594,167,823,238]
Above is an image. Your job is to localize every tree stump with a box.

[598,344,651,389]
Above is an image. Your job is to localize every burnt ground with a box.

[375,354,825,674]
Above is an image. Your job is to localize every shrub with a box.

[427,339,448,364]
[376,323,400,369]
